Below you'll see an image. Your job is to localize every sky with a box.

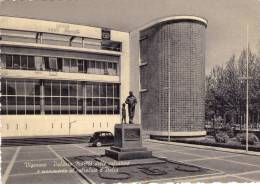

[0,0,260,74]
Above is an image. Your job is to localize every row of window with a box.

[1,54,118,75]
[1,78,120,115]
[1,96,119,115]
[1,79,119,98]
[0,29,122,52]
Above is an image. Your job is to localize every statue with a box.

[125,91,137,124]
[121,103,127,124]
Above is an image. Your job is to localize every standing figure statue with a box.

[125,91,137,124]
[121,103,127,124]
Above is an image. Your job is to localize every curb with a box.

[146,139,260,156]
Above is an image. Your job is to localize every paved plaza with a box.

[1,140,260,183]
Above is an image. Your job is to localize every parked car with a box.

[89,131,114,147]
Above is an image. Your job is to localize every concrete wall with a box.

[1,115,120,137]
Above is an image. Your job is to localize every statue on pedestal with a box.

[125,91,137,124]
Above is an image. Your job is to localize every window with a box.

[52,81,60,96]
[1,79,6,95]
[28,56,35,70]
[21,55,27,69]
[1,54,119,76]
[69,82,77,96]
[61,82,69,96]
[44,57,50,71]
[84,60,89,73]
[63,58,70,72]
[13,55,20,69]
[93,84,99,97]
[49,57,57,71]
[78,60,84,73]
[1,55,6,68]
[35,56,44,71]
[44,81,52,96]
[1,78,120,115]
[57,58,63,72]
[7,79,16,95]
[70,59,78,72]
[16,80,25,95]
[6,55,12,69]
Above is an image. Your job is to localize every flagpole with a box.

[246,24,249,152]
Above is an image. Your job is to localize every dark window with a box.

[78,60,84,73]
[49,57,57,71]
[1,79,6,95]
[69,82,77,97]
[100,84,106,97]
[57,58,63,72]
[7,96,16,114]
[100,98,107,114]
[6,55,12,69]
[86,84,92,97]
[69,98,77,114]
[78,98,83,114]
[35,97,41,114]
[61,82,69,96]
[44,81,52,96]
[45,97,52,114]
[26,97,34,114]
[84,60,88,73]
[28,56,35,70]
[21,55,28,69]
[114,84,119,97]
[86,98,92,114]
[44,57,50,71]
[13,55,20,69]
[61,97,69,114]
[93,84,99,97]
[52,81,60,96]
[7,80,16,95]
[107,98,113,114]
[107,84,113,97]
[17,96,25,114]
[52,97,60,114]
[35,81,41,96]
[93,98,100,114]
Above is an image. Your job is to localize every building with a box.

[0,16,130,137]
[138,16,207,137]
[1,15,207,138]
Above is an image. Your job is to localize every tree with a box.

[206,48,260,129]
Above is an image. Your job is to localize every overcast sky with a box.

[1,0,260,74]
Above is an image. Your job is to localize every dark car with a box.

[89,131,114,147]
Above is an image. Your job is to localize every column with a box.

[40,80,45,114]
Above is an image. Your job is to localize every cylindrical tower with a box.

[139,16,207,137]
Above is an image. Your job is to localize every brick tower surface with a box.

[139,16,207,137]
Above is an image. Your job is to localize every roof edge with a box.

[137,15,208,32]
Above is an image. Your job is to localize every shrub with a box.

[237,133,259,145]
[214,132,229,143]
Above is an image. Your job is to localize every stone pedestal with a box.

[105,124,152,160]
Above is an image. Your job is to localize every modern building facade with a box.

[0,16,130,137]
[1,15,207,138]
[139,16,207,137]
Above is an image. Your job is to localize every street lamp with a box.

[239,24,251,152]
